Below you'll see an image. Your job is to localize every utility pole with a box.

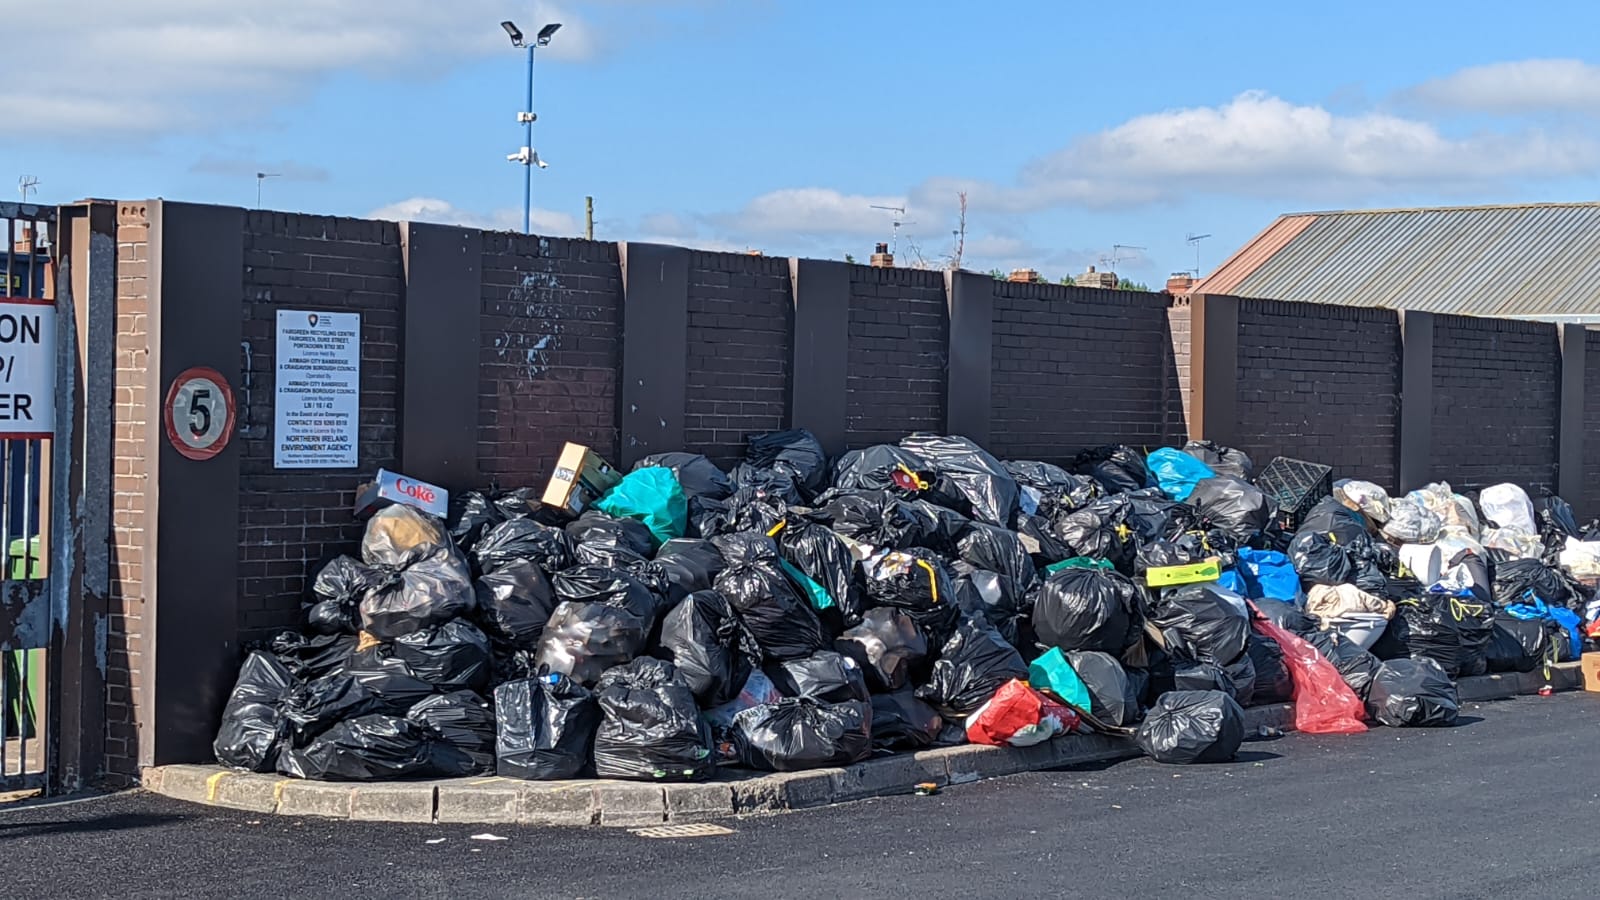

[502,21,561,235]
[255,172,281,209]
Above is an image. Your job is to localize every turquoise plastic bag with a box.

[780,559,836,611]
[1146,447,1214,501]
[1027,647,1091,710]
[594,467,687,545]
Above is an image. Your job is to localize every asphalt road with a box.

[3,693,1599,900]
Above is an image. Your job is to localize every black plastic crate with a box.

[1254,456,1333,532]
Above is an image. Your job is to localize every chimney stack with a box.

[870,242,894,268]
[1165,272,1197,295]
[1076,264,1118,289]
[1007,268,1038,283]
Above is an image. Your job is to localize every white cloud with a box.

[1407,59,1600,112]
[918,91,1600,212]
[368,197,580,234]
[0,1,595,136]
[722,188,915,237]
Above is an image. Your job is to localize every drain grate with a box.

[630,823,735,839]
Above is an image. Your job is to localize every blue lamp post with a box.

[501,20,561,235]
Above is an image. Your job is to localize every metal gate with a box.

[0,201,108,795]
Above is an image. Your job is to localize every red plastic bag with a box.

[966,679,1081,747]
[1250,605,1367,735]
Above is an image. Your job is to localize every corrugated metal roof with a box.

[1189,202,1600,318]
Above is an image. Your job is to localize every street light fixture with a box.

[502,20,560,234]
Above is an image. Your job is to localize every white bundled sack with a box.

[1382,499,1442,544]
[1479,483,1536,534]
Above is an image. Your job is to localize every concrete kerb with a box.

[142,663,1584,826]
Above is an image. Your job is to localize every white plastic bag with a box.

[1479,483,1536,534]
[1559,537,1600,580]
[1382,499,1442,544]
[1335,480,1391,523]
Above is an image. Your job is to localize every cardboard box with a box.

[354,469,449,519]
[543,442,621,516]
[1582,654,1600,693]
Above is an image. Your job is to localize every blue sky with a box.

[7,0,1600,283]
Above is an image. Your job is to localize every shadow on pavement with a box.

[0,813,184,840]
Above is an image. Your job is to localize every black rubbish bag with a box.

[1017,514,1073,565]
[534,566,660,685]
[1288,530,1354,588]
[1064,650,1141,726]
[1183,441,1255,481]
[1150,584,1251,666]
[834,606,929,692]
[634,452,732,500]
[567,511,655,569]
[1073,445,1150,497]
[475,518,573,577]
[358,542,476,642]
[593,658,715,782]
[1136,690,1245,764]
[406,691,495,773]
[494,675,601,780]
[278,714,442,781]
[712,533,829,662]
[214,652,296,772]
[1171,659,1233,696]
[953,569,1033,652]
[1124,488,1199,545]
[914,616,1028,718]
[654,590,755,708]
[898,433,1020,527]
[1052,497,1138,574]
[862,548,960,648]
[778,519,865,625]
[1004,459,1079,491]
[654,538,727,598]
[729,464,803,509]
[765,650,870,703]
[1245,633,1295,705]
[1388,592,1494,678]
[474,559,558,648]
[448,491,506,550]
[745,428,828,500]
[1032,566,1142,656]
[731,697,872,771]
[1366,658,1459,727]
[903,499,972,555]
[869,690,944,751]
[1135,536,1208,575]
[1252,598,1317,635]
[685,494,731,540]
[811,490,922,551]
[307,556,377,636]
[1485,614,1553,674]
[269,632,356,682]
[282,659,425,742]
[1492,558,1573,609]
[1189,476,1270,542]
[832,444,934,494]
[1223,653,1257,707]
[1297,497,1371,544]
[956,524,1038,594]
[1304,630,1382,700]
[392,618,493,693]
[1537,493,1582,540]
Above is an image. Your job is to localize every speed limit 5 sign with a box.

[163,366,237,460]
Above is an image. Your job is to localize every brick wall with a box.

[988,283,1185,463]
[682,252,791,467]
[845,266,946,447]
[1430,315,1559,494]
[1585,330,1600,518]
[235,213,404,643]
[107,202,150,780]
[1234,299,1401,488]
[478,234,621,487]
[1167,300,1192,440]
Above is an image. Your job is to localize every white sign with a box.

[165,367,235,460]
[0,299,55,439]
[275,309,360,468]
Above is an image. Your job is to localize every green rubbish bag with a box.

[1028,647,1091,710]
[594,467,688,545]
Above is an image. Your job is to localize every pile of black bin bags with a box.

[214,431,1598,781]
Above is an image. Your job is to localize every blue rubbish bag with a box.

[1505,599,1583,659]
[1220,548,1301,601]
[1146,448,1214,502]
[594,467,688,546]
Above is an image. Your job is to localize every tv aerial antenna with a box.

[1185,232,1212,276]
[18,175,39,203]
[869,204,912,255]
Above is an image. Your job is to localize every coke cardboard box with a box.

[353,469,450,520]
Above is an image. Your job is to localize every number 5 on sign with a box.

[163,366,236,460]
